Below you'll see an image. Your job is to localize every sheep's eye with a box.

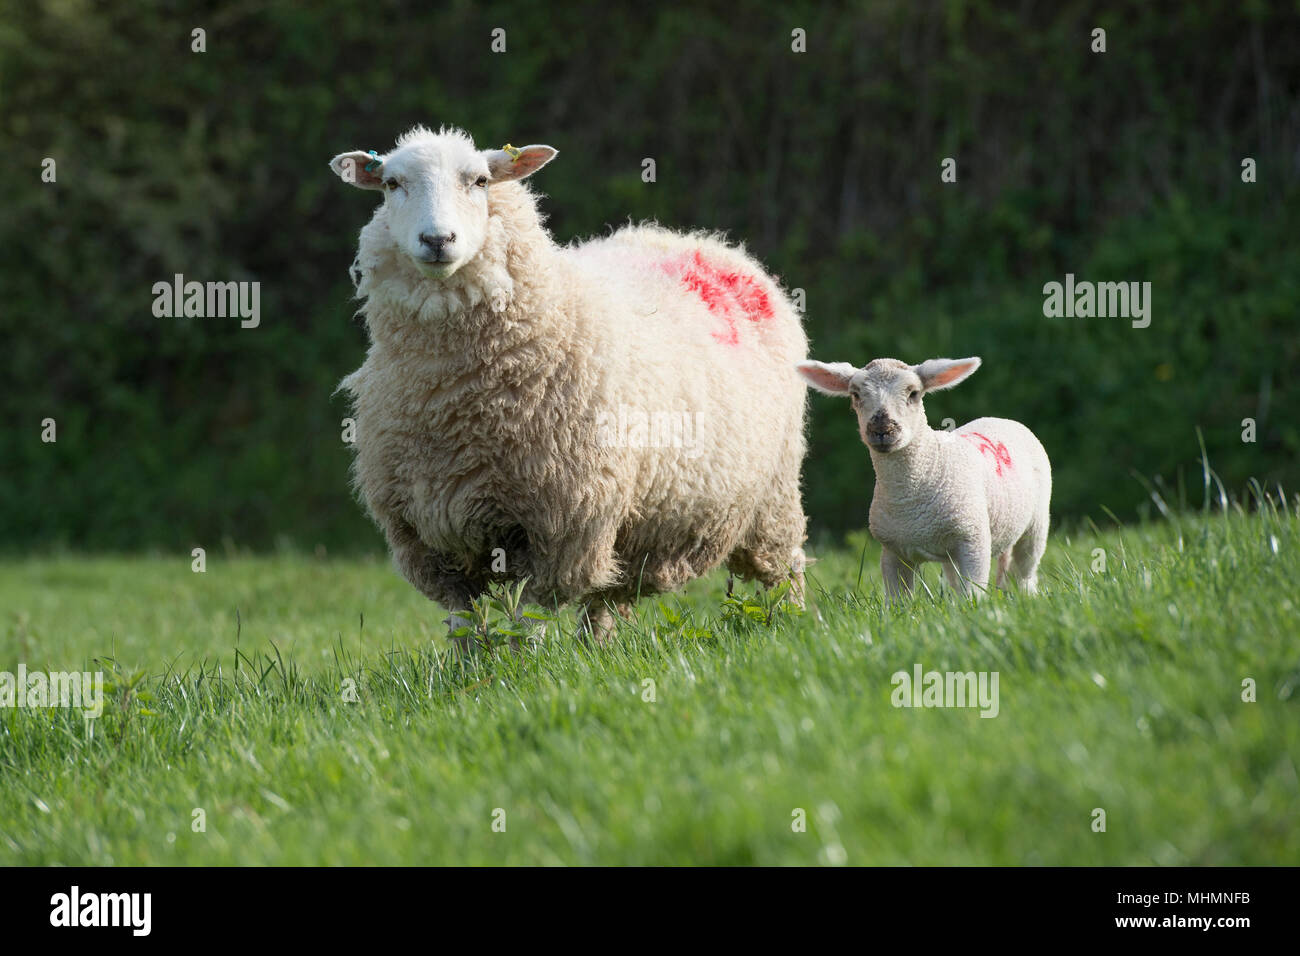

[908,389,920,402]
[474,175,489,187]
[384,178,400,190]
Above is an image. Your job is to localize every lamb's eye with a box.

[385,178,400,190]
[908,389,920,402]
[474,175,488,187]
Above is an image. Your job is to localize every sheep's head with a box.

[797,356,981,453]
[330,126,557,279]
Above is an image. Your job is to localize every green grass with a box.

[1,503,1297,865]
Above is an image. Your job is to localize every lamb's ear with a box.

[329,150,386,190]
[914,356,981,392]
[796,361,857,396]
[484,144,558,183]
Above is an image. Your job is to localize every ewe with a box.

[330,127,808,641]
[798,356,1051,599]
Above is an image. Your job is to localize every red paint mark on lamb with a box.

[660,250,775,345]
[961,431,1014,476]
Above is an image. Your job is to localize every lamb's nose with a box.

[419,232,456,249]
[868,413,897,435]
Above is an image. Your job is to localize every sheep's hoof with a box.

[786,571,806,610]
[581,608,617,646]
[443,613,476,655]
[579,601,630,646]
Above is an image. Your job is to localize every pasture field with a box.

[1,505,1296,865]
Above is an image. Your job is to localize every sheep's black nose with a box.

[868,412,898,435]
[419,232,456,249]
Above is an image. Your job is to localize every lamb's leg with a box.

[880,549,915,602]
[1010,521,1048,595]
[941,538,991,600]
[995,550,1013,590]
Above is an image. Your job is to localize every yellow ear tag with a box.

[502,144,522,162]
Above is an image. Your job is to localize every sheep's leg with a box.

[579,597,631,646]
[726,482,808,609]
[941,539,991,600]
[779,547,807,609]
[995,550,1013,590]
[385,521,486,647]
[726,544,807,608]
[436,591,483,654]
[880,550,915,602]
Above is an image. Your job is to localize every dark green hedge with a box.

[2,1,1296,552]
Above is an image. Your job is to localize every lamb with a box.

[797,356,1051,599]
[329,126,808,642]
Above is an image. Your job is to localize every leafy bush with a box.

[2,0,1296,552]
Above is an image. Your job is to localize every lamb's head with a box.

[330,126,557,279]
[797,356,982,453]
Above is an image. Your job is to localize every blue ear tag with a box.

[364,150,381,172]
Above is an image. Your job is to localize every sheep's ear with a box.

[914,357,981,392]
[484,144,558,183]
[796,361,856,396]
[330,151,386,190]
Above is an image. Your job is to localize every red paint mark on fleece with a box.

[659,250,774,345]
[961,431,1014,476]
